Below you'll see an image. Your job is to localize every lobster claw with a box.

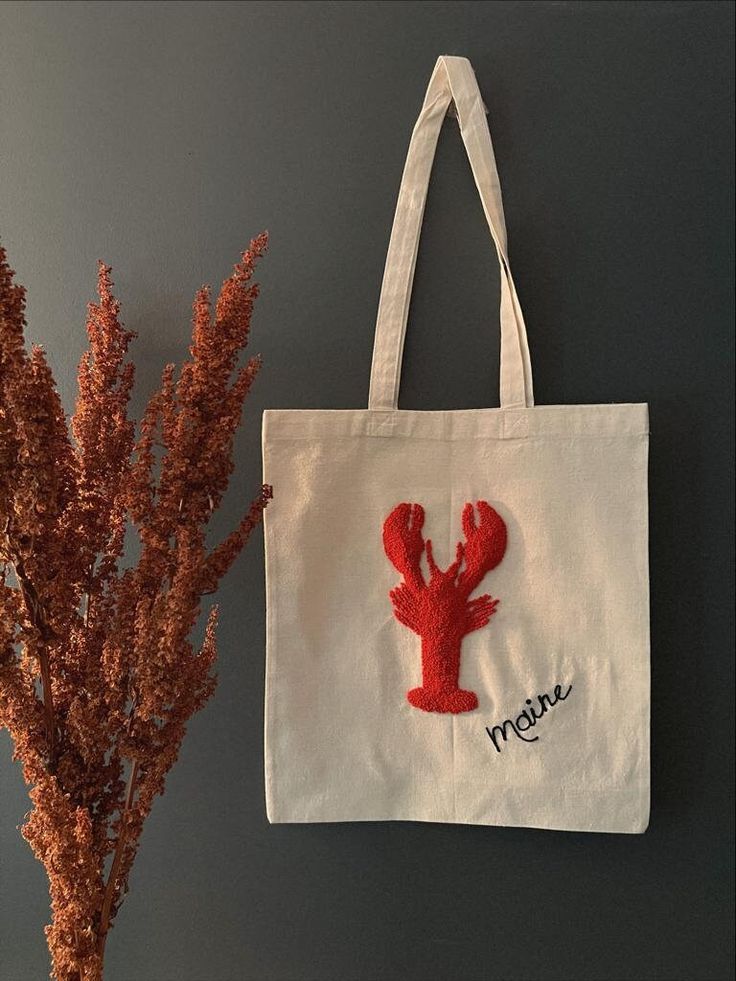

[382,502,426,591]
[460,501,507,593]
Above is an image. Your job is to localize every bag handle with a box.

[368,55,534,411]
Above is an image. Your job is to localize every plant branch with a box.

[97,758,139,956]
[1,237,269,981]
[9,556,58,762]
[37,643,57,761]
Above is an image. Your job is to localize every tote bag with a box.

[262,55,650,833]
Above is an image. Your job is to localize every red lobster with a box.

[382,501,507,714]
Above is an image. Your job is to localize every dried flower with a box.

[0,237,271,981]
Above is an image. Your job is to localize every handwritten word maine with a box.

[485,684,573,753]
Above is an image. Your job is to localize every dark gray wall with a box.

[1,2,733,980]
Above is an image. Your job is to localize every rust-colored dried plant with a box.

[0,236,272,981]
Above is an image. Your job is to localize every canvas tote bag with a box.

[262,55,650,833]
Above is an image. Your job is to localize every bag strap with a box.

[367,55,534,411]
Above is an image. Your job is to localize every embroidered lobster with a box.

[382,501,508,714]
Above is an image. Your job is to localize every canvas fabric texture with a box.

[261,55,650,833]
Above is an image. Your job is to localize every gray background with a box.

[0,2,733,980]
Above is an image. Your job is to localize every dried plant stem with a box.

[11,559,57,758]
[97,759,139,958]
[37,646,57,758]
[72,932,86,981]
[1,236,271,980]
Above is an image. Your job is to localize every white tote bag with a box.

[262,55,650,833]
